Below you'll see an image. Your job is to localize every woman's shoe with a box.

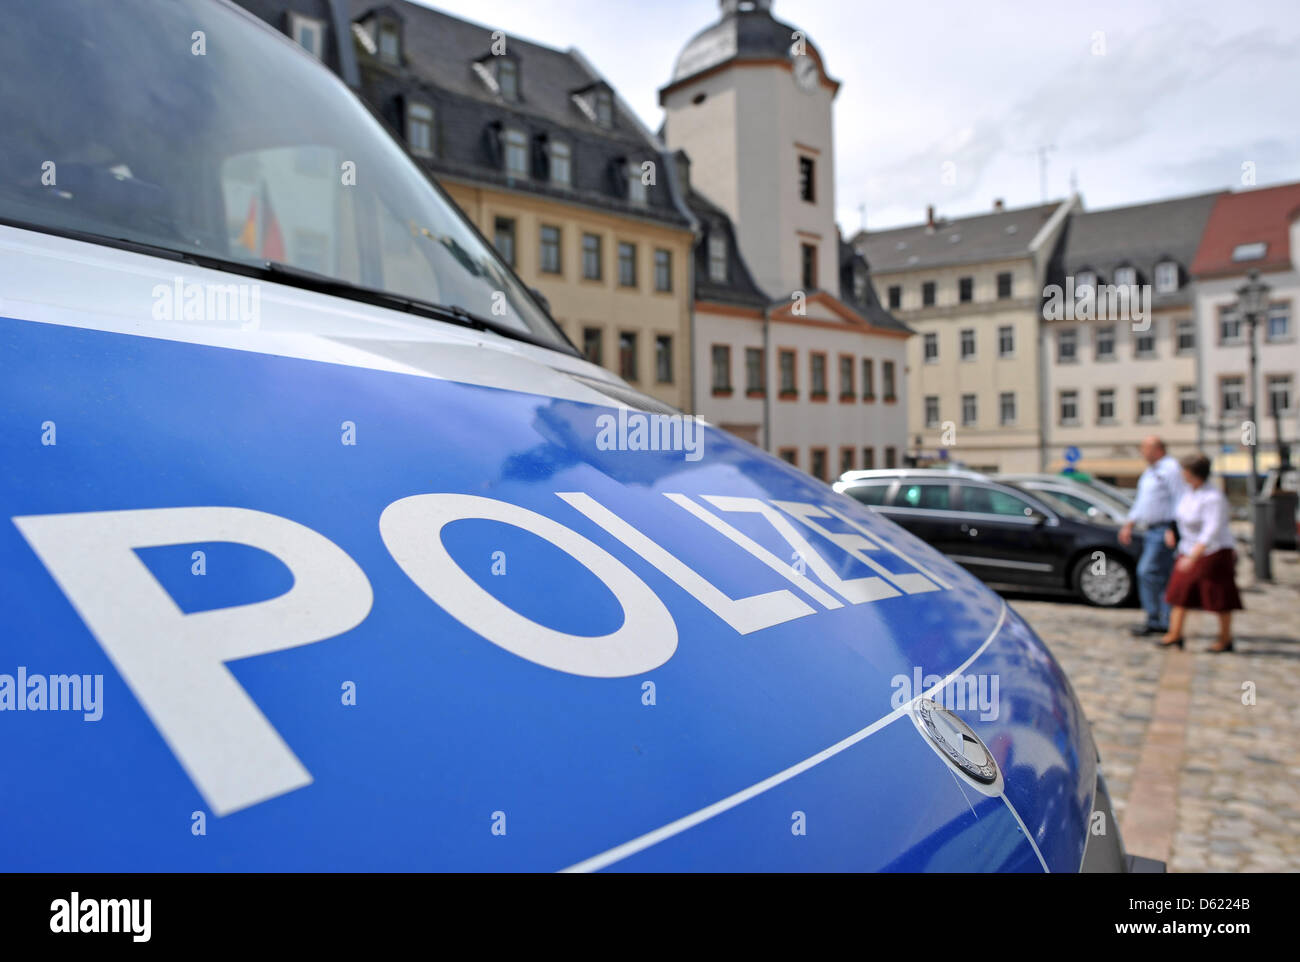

[1209,639,1234,653]
[1157,636,1185,649]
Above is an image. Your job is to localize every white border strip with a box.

[560,600,1009,873]
[1000,793,1050,872]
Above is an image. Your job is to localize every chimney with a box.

[925,204,935,228]
[993,198,1005,212]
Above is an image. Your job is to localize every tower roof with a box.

[663,0,830,93]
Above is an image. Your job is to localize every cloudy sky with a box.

[411,0,1300,231]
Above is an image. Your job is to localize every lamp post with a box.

[1236,270,1272,580]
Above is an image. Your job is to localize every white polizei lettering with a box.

[662,494,843,609]
[556,492,814,634]
[12,508,374,816]
[702,496,900,604]
[820,504,954,590]
[379,494,677,677]
[771,501,941,595]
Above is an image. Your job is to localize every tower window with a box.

[800,243,817,290]
[798,156,815,203]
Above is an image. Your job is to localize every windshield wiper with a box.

[0,215,576,356]
[260,261,576,355]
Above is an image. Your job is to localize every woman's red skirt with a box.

[1165,548,1243,612]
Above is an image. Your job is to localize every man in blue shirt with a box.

[1119,436,1185,636]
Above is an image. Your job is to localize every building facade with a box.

[854,199,1075,474]
[240,0,697,411]
[1040,191,1222,484]
[661,0,910,478]
[1190,182,1300,487]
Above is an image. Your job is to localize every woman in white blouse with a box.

[1159,453,1242,652]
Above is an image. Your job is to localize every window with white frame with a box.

[1176,318,1195,353]
[1178,385,1198,420]
[924,395,940,427]
[1218,305,1242,343]
[997,325,1014,357]
[1221,375,1244,414]
[959,328,975,360]
[1269,374,1294,416]
[1075,270,1096,295]
[378,22,400,64]
[627,162,647,205]
[1058,328,1078,362]
[1136,386,1157,422]
[1059,389,1079,424]
[290,14,326,58]
[549,141,571,186]
[1155,261,1179,293]
[1095,324,1116,360]
[406,102,434,157]
[1114,266,1137,288]
[999,391,1016,425]
[1097,388,1116,423]
[497,59,518,101]
[1267,302,1291,341]
[923,332,938,362]
[1134,321,1156,358]
[708,234,727,282]
[503,128,528,177]
[961,393,977,426]
[594,91,613,127]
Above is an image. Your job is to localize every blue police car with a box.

[0,0,1143,871]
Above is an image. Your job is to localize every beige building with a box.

[854,199,1075,473]
[1041,191,1221,484]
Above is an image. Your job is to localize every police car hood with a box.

[0,229,1096,871]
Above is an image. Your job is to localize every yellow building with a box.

[346,1,697,412]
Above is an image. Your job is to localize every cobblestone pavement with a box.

[1007,548,1300,873]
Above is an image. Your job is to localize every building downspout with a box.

[762,307,772,451]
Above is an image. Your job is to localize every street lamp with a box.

[1235,269,1272,580]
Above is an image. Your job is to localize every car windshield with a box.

[0,0,566,349]
[998,483,1091,521]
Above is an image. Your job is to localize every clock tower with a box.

[660,0,841,298]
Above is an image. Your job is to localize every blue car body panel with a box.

[0,315,1094,871]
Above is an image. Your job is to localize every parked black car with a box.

[833,470,1141,607]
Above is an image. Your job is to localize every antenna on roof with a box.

[858,202,866,233]
[1022,145,1056,203]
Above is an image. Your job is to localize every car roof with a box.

[837,468,988,483]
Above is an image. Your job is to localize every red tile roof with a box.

[1190,182,1300,278]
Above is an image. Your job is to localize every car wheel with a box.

[1072,550,1134,607]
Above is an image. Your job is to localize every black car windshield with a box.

[0,0,566,349]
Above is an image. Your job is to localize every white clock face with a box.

[794,56,818,93]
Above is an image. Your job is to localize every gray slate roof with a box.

[685,186,770,309]
[852,201,1063,273]
[1045,190,1223,309]
[343,0,689,227]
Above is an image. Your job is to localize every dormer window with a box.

[708,234,727,282]
[406,102,434,158]
[289,13,326,59]
[627,161,646,205]
[853,264,867,301]
[595,90,613,127]
[1075,270,1096,294]
[377,21,400,64]
[549,140,571,186]
[497,59,518,101]
[1113,265,1136,287]
[1155,261,1179,293]
[503,128,528,178]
